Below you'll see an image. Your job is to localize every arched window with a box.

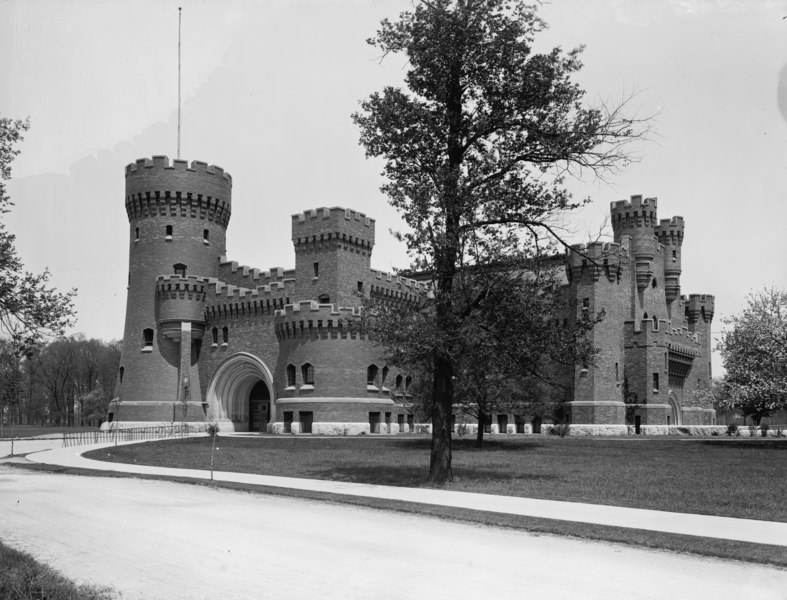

[367,364,379,387]
[142,328,154,349]
[301,363,314,385]
[405,375,413,396]
[134,227,139,241]
[165,225,173,239]
[211,327,218,345]
[119,366,124,384]
[652,278,657,289]
[222,326,228,344]
[318,294,330,304]
[395,374,403,395]
[652,315,658,328]
[173,263,186,277]
[286,364,296,387]
[381,366,389,387]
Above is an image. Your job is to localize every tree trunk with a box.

[475,409,485,448]
[429,351,454,483]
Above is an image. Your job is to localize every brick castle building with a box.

[107,156,715,433]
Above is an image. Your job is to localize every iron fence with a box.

[62,425,190,447]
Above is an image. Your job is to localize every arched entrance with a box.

[668,393,682,426]
[206,352,274,432]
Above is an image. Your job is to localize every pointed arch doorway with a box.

[206,352,274,432]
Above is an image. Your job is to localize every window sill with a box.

[165,236,172,242]
[211,343,218,349]
[221,343,228,349]
[300,384,315,391]
[367,384,379,392]
[141,346,153,353]
[284,386,296,392]
[203,240,210,246]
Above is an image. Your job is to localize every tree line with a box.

[1,336,120,428]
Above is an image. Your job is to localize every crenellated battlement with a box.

[654,216,685,247]
[126,155,231,181]
[566,240,627,283]
[274,301,363,340]
[610,194,658,215]
[217,258,294,286]
[155,275,209,324]
[156,275,209,298]
[684,294,715,323]
[125,156,232,226]
[291,206,376,249]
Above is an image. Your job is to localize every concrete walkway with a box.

[17,439,787,548]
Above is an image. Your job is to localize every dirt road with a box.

[0,465,784,600]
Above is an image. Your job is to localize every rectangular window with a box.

[357,281,364,292]
[653,373,660,391]
[313,262,319,277]
[166,225,173,237]
[582,298,589,311]
[615,362,619,384]
[203,229,209,244]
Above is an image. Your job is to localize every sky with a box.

[1,0,786,378]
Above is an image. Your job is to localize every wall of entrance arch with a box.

[205,352,274,432]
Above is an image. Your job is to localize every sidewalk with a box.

[18,440,787,548]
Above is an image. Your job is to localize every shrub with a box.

[776,426,785,438]
[726,423,738,436]
[760,423,769,438]
[206,422,220,437]
[549,423,570,438]
[456,422,469,437]
[711,429,720,436]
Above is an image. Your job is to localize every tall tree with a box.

[0,117,76,358]
[354,0,643,482]
[716,288,787,425]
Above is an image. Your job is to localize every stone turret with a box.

[611,195,658,292]
[655,216,685,304]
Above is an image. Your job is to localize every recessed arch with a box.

[205,352,275,432]
[668,392,682,426]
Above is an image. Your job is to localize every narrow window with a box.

[562,318,568,328]
[212,327,218,345]
[357,281,364,292]
[652,278,657,289]
[119,366,124,384]
[203,229,209,244]
[173,263,186,277]
[395,374,403,395]
[653,373,659,391]
[135,227,139,241]
[367,364,379,386]
[615,362,619,384]
[313,262,319,277]
[165,225,173,238]
[222,326,228,344]
[405,375,413,396]
[582,298,589,312]
[381,366,389,387]
[301,363,314,385]
[286,364,296,387]
[143,328,154,349]
[672,249,677,259]
[653,315,658,328]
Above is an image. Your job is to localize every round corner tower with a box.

[610,194,658,292]
[109,156,232,428]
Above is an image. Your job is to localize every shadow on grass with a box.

[699,439,787,449]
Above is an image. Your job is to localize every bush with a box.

[549,423,570,438]
[205,422,220,437]
[711,430,720,436]
[726,423,738,436]
[760,423,769,438]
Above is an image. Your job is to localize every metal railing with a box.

[62,425,190,447]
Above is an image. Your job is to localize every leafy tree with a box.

[0,117,76,358]
[353,0,643,482]
[716,288,787,425]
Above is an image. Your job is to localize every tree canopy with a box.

[354,0,643,482]
[716,288,787,425]
[0,117,76,357]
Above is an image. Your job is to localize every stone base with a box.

[99,420,215,432]
[541,424,629,436]
[567,401,626,425]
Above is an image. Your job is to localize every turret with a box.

[291,207,375,306]
[685,294,715,326]
[655,216,684,304]
[112,156,232,427]
[611,195,658,292]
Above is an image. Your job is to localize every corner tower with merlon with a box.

[112,156,232,427]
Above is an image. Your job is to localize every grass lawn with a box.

[86,435,787,523]
[0,541,115,600]
[0,424,98,439]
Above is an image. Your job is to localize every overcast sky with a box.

[2,0,786,377]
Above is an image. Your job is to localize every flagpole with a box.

[177,7,182,159]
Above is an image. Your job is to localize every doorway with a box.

[248,380,270,432]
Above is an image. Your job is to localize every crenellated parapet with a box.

[291,207,375,253]
[125,156,232,226]
[217,258,294,288]
[566,240,627,283]
[155,275,209,339]
[368,269,430,303]
[204,277,296,321]
[685,294,715,324]
[611,195,659,291]
[274,301,363,340]
[654,216,685,247]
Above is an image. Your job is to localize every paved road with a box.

[1,466,785,600]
